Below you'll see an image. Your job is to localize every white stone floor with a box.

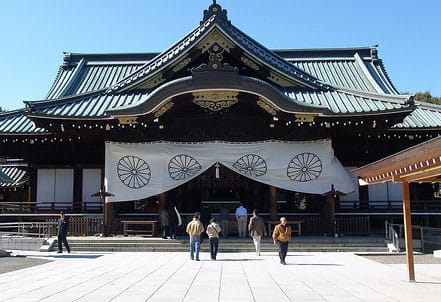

[1,251,440,302]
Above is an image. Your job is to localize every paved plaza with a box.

[1,250,441,302]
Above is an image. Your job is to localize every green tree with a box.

[412,91,441,105]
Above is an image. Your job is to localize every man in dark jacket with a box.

[57,211,71,253]
[248,209,267,255]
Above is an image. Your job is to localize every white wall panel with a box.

[36,169,55,206]
[82,169,102,208]
[36,169,73,208]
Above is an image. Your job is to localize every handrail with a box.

[384,220,441,253]
[0,221,57,238]
[385,221,400,252]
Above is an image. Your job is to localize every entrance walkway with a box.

[1,251,440,301]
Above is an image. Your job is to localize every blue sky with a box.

[1,0,440,110]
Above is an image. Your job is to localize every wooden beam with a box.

[402,181,415,282]
[398,166,441,183]
[361,176,392,185]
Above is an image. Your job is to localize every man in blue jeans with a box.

[186,212,205,261]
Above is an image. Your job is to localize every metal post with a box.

[402,181,415,282]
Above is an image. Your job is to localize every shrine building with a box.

[1,1,441,235]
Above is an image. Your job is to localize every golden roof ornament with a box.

[202,0,229,24]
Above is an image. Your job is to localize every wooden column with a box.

[402,181,415,282]
[103,196,112,236]
[323,193,336,236]
[269,186,277,220]
[73,167,82,211]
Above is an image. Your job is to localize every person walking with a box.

[235,203,247,238]
[248,209,267,256]
[219,206,229,237]
[272,217,292,265]
[206,218,222,260]
[186,212,205,261]
[57,211,71,253]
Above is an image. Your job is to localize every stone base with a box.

[0,249,11,257]
[39,238,57,252]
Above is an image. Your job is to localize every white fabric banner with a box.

[105,140,356,202]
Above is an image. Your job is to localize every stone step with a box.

[66,241,387,247]
[67,237,386,244]
[63,236,389,253]
[67,246,388,253]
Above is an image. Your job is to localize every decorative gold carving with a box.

[208,43,224,62]
[118,116,138,125]
[193,91,239,112]
[196,29,234,54]
[136,73,165,89]
[154,101,174,118]
[172,57,192,73]
[241,56,260,71]
[268,71,296,87]
[257,98,278,116]
[294,114,317,123]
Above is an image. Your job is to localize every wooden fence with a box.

[46,217,103,236]
[281,215,370,235]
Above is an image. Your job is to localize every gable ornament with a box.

[192,91,239,112]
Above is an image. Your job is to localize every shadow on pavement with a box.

[209,258,264,262]
[16,253,103,260]
[45,254,103,259]
[288,263,344,266]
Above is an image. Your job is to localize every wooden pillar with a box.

[103,197,112,236]
[359,185,369,209]
[269,186,277,220]
[322,193,336,236]
[73,167,82,211]
[402,181,415,282]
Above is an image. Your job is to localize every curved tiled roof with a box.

[46,57,147,100]
[285,89,407,115]
[0,1,430,135]
[28,85,410,119]
[107,13,329,93]
[0,167,29,188]
[0,110,46,134]
[290,59,373,92]
[28,92,150,118]
[393,102,441,129]
[285,49,399,95]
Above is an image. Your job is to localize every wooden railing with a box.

[338,200,441,212]
[46,217,103,236]
[277,215,370,235]
[0,201,102,213]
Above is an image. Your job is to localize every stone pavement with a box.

[0,250,440,302]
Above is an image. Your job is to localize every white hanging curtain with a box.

[104,140,356,202]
